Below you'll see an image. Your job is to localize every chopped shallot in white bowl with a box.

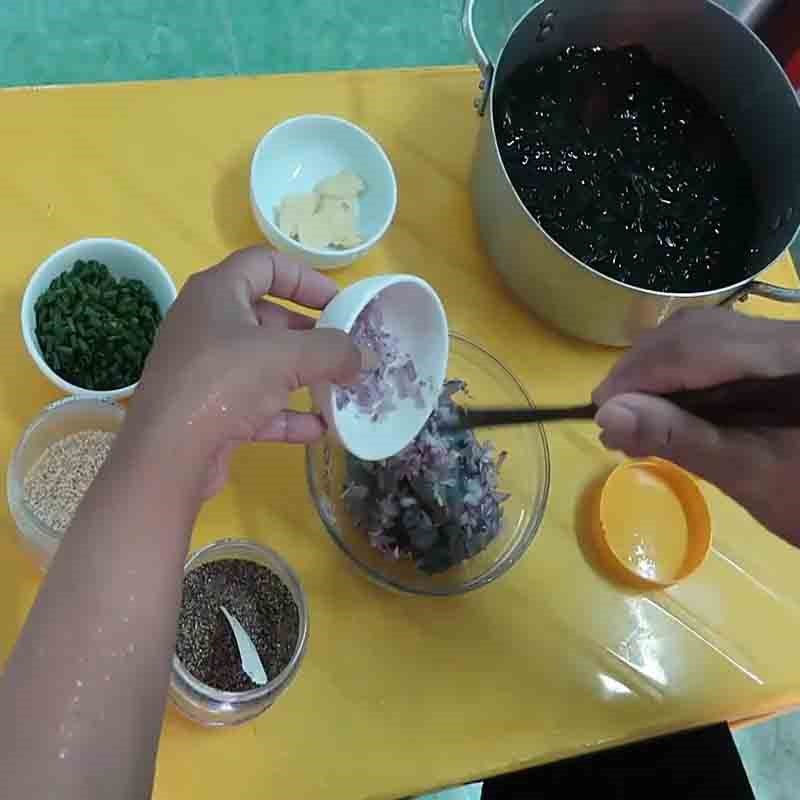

[312,275,448,461]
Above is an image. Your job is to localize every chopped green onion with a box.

[34,259,163,391]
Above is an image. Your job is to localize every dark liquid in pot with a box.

[494,45,759,292]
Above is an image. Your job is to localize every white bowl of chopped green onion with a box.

[22,238,177,400]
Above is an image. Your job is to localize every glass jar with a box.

[169,539,309,727]
[6,396,125,570]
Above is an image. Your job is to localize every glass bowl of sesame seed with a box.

[6,396,124,570]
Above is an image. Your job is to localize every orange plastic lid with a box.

[594,458,712,589]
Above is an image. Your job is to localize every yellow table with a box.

[2,67,800,800]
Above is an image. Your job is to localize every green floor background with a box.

[1,2,798,799]
[0,0,464,86]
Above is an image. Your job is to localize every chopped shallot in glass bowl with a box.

[306,333,550,596]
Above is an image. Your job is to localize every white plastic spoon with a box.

[220,605,268,687]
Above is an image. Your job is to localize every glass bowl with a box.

[169,539,310,727]
[7,396,126,570]
[306,333,550,596]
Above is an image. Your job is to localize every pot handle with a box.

[724,280,800,306]
[462,0,494,115]
[742,0,800,89]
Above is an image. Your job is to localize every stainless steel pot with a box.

[463,0,800,345]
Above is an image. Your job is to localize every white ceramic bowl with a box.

[21,238,178,400]
[312,274,449,461]
[250,115,397,270]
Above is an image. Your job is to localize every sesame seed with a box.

[23,430,116,534]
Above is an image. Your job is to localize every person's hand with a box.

[125,247,362,498]
[592,308,800,547]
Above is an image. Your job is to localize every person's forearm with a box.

[0,247,360,797]
[0,419,204,799]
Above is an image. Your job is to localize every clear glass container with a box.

[169,539,310,727]
[6,396,125,570]
[306,333,551,596]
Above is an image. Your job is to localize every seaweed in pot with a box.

[494,44,760,292]
[343,380,509,575]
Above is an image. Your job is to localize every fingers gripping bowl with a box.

[307,334,550,596]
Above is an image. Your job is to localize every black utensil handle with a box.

[663,373,800,428]
[460,404,597,428]
[456,374,800,431]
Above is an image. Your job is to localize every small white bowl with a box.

[312,275,449,461]
[250,115,397,270]
[21,238,178,400]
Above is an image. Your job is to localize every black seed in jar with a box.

[494,44,760,293]
[176,559,300,693]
